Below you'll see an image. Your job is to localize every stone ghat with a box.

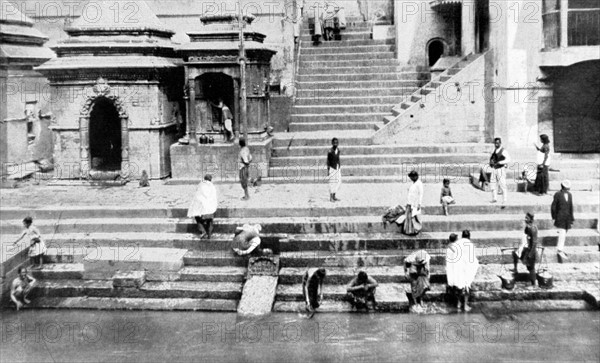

[1,196,599,313]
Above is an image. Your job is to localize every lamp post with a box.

[238,1,248,142]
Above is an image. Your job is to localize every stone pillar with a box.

[183,69,191,141]
[188,78,197,144]
[559,0,568,48]
[79,115,90,178]
[461,0,476,55]
[233,79,240,139]
[120,115,130,178]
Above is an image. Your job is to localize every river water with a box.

[1,309,599,362]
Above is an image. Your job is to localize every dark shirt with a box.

[490,148,506,169]
[327,148,340,169]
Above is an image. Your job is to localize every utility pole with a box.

[238,1,248,142]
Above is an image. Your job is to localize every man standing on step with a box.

[327,137,341,202]
[551,180,574,262]
[488,137,511,208]
[239,138,252,200]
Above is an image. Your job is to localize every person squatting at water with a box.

[187,174,218,240]
[533,134,551,195]
[404,250,431,312]
[11,267,36,311]
[512,212,539,286]
[327,137,341,202]
[440,178,455,216]
[303,268,327,313]
[346,270,378,311]
[232,224,263,256]
[446,230,479,311]
[239,138,252,201]
[13,216,47,269]
[551,180,574,263]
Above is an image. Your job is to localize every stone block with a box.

[237,275,278,316]
[112,270,146,288]
[372,25,393,40]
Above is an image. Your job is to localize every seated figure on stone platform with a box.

[232,224,263,256]
[346,270,378,311]
[187,174,218,239]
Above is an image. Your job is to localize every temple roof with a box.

[65,0,174,38]
[0,0,55,65]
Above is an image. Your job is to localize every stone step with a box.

[300,32,371,41]
[183,250,247,267]
[272,143,493,157]
[281,232,600,251]
[27,296,238,311]
[276,282,408,307]
[301,44,395,54]
[30,263,84,280]
[301,38,395,47]
[295,95,413,106]
[297,72,423,82]
[297,65,420,74]
[178,266,247,282]
[9,213,592,235]
[272,133,372,147]
[296,80,420,90]
[471,177,599,192]
[289,113,390,123]
[296,88,418,98]
[268,163,482,178]
[292,104,396,114]
[32,279,243,300]
[288,122,380,132]
[270,153,488,167]
[300,52,396,61]
[299,58,400,68]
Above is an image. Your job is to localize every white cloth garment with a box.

[445,238,479,290]
[328,167,341,194]
[187,181,218,217]
[407,179,424,210]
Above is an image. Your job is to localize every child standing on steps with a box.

[13,216,47,270]
[440,178,455,216]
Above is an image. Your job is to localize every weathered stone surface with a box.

[112,270,146,288]
[28,296,238,311]
[237,276,278,316]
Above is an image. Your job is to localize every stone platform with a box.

[1,182,599,313]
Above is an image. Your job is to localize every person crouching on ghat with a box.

[327,137,341,202]
[187,174,218,240]
[303,268,327,313]
[13,216,46,269]
[11,267,36,311]
[346,270,378,311]
[404,250,431,312]
[232,224,263,256]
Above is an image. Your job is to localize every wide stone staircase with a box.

[1,199,598,312]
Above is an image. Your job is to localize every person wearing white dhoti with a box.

[187,174,218,239]
[445,230,479,311]
[403,170,423,235]
[488,137,511,208]
[327,137,341,202]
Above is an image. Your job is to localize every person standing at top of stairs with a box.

[327,137,341,202]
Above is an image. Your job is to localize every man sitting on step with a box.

[346,270,378,311]
[11,267,36,311]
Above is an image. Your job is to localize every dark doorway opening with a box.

[197,73,235,132]
[428,40,445,67]
[553,61,600,153]
[475,0,490,52]
[89,97,122,171]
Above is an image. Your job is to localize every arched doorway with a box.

[428,39,445,67]
[552,61,600,152]
[89,97,122,171]
[196,73,235,133]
